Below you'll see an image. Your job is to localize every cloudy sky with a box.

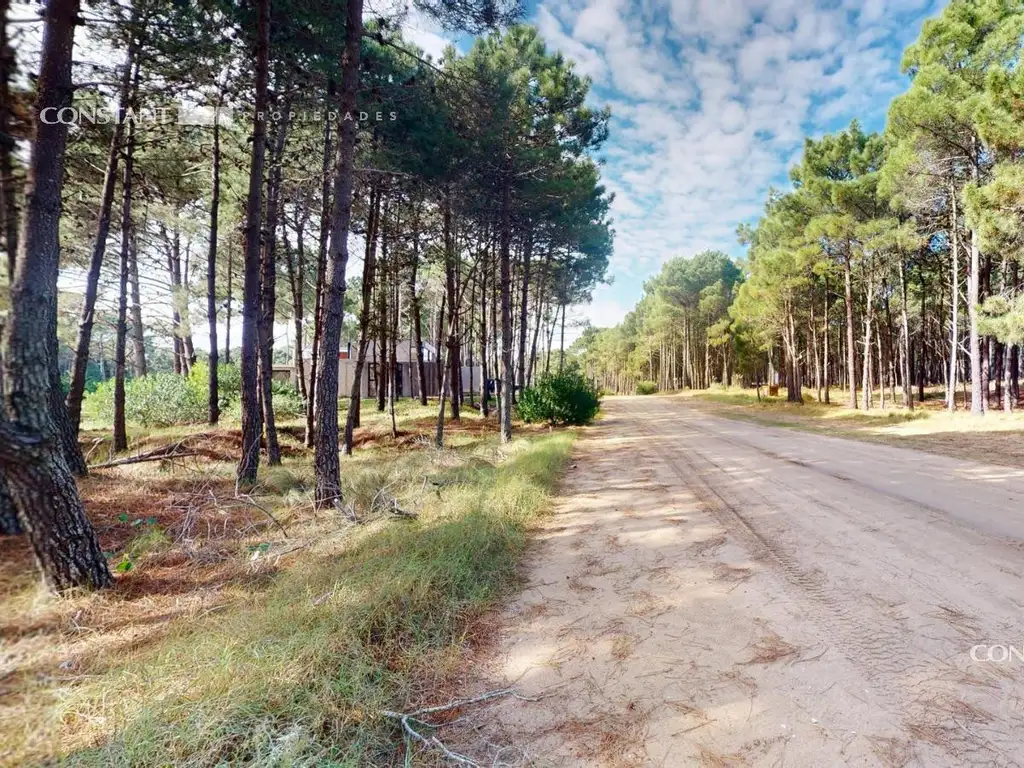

[406,0,945,335]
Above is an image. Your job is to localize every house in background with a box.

[276,340,484,400]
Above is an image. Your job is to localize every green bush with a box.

[81,361,305,428]
[270,379,307,420]
[636,380,658,395]
[82,373,206,428]
[516,367,601,426]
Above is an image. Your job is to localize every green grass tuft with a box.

[56,430,575,767]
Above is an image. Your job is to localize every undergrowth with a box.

[36,429,574,767]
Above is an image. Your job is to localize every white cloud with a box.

[531,0,939,317]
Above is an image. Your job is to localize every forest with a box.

[576,0,1024,414]
[0,0,612,589]
[0,1,616,761]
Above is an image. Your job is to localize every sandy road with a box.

[462,396,1024,767]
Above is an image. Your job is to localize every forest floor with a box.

[457,396,1024,766]
[1,401,574,767]
[684,386,1024,470]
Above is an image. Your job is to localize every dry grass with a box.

[1,403,576,767]
[697,744,748,767]
[557,702,650,767]
[741,631,800,665]
[868,736,916,768]
[683,387,1024,469]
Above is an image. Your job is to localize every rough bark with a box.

[313,0,363,504]
[0,471,18,535]
[237,0,270,485]
[1,0,112,591]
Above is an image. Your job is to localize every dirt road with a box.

[464,396,1024,767]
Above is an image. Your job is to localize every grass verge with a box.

[3,411,574,767]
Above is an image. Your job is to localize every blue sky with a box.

[405,0,946,333]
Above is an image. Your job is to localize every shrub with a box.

[81,361,305,428]
[636,380,658,395]
[516,367,601,426]
[270,379,307,420]
[81,373,206,427]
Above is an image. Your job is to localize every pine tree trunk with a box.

[528,250,551,386]
[443,191,461,420]
[258,100,289,466]
[66,41,137,435]
[980,254,991,412]
[0,472,19,535]
[389,276,399,436]
[206,104,221,425]
[285,213,307,402]
[516,229,533,395]
[1,0,111,591]
[377,200,391,414]
[162,223,187,375]
[408,203,428,407]
[113,73,138,453]
[0,333,20,536]
[823,276,830,404]
[181,244,195,373]
[843,254,857,409]
[237,0,270,485]
[1012,261,1021,406]
[0,0,18,281]
[436,293,446,395]
[899,260,913,410]
[948,193,959,411]
[376,256,388,413]
[478,236,490,415]
[224,244,233,364]
[128,230,146,376]
[498,174,514,444]
[969,227,983,415]
[862,278,874,411]
[305,92,333,447]
[313,0,363,504]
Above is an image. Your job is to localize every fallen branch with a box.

[383,688,522,768]
[89,448,199,469]
[88,438,199,469]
